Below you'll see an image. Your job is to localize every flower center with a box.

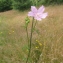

[36,13,41,18]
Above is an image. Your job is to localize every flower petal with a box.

[41,13,48,19]
[28,5,48,21]
[31,6,37,13]
[34,15,42,21]
[35,17,42,21]
[38,5,45,13]
[28,11,34,16]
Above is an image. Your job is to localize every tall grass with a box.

[0,5,63,63]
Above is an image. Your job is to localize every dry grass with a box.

[0,5,63,63]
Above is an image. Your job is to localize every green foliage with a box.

[0,0,12,12]
[38,0,63,5]
[0,0,63,12]
[12,0,32,10]
[45,0,63,4]
[25,17,30,28]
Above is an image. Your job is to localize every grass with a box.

[0,5,63,63]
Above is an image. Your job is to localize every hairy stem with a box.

[34,20,37,29]
[26,26,29,46]
[26,17,34,63]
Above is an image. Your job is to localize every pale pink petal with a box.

[35,17,42,21]
[36,12,42,18]
[38,5,45,13]
[41,13,48,19]
[34,15,42,21]
[31,6,37,13]
[28,11,34,16]
[28,5,48,21]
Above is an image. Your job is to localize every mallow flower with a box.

[28,5,48,21]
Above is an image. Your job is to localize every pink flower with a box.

[28,5,48,21]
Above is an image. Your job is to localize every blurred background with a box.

[0,0,63,12]
[0,0,63,63]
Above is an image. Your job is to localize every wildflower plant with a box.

[25,5,48,63]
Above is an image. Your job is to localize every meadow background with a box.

[0,0,63,63]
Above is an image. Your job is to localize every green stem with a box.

[26,17,34,63]
[34,20,37,29]
[26,26,29,46]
